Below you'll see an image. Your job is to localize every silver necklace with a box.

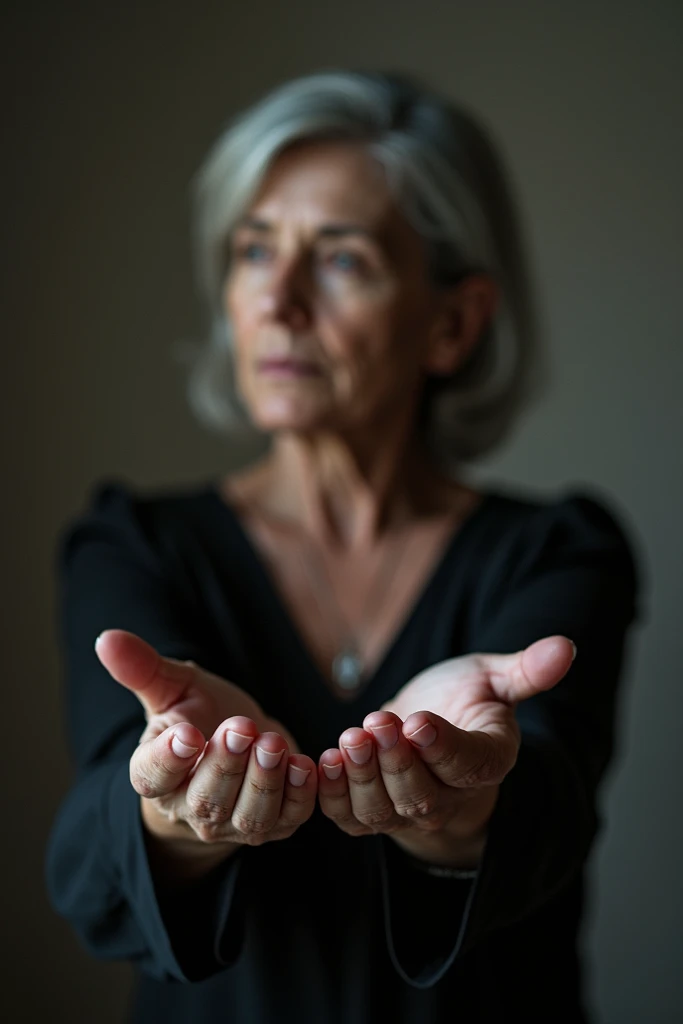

[299,529,419,692]
[238,485,472,692]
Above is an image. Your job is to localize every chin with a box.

[248,400,329,435]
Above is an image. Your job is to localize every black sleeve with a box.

[378,490,643,987]
[44,479,249,983]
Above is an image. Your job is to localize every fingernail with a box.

[406,723,437,748]
[344,741,372,765]
[256,746,284,770]
[322,762,343,780]
[287,764,311,787]
[570,641,578,661]
[369,723,398,750]
[171,732,199,758]
[226,730,253,754]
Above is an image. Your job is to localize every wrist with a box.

[392,825,487,872]
[391,784,500,871]
[140,798,240,886]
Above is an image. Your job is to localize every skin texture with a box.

[95,140,575,880]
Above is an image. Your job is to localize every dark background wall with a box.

[3,2,681,1021]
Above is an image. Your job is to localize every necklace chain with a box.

[296,528,420,692]
[231,481,476,694]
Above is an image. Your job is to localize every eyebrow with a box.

[234,216,379,242]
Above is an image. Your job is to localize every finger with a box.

[276,753,318,832]
[478,635,577,704]
[362,712,444,830]
[337,727,403,833]
[319,748,345,784]
[317,748,370,837]
[130,721,206,798]
[95,629,195,717]
[230,731,289,841]
[402,711,516,789]
[265,716,301,755]
[184,716,259,838]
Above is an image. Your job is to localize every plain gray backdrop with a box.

[3,2,681,1022]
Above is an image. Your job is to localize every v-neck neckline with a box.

[202,481,499,705]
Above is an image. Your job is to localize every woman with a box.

[46,70,640,1023]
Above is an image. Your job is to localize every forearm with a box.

[47,759,247,982]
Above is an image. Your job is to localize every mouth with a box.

[256,358,322,378]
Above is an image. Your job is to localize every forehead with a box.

[242,141,413,243]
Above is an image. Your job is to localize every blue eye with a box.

[233,243,365,273]
[328,251,363,272]
[238,243,269,261]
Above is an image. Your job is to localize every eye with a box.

[325,251,366,273]
[234,242,270,262]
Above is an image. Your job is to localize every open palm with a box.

[380,635,577,784]
[96,629,300,753]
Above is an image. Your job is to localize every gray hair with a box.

[182,69,546,465]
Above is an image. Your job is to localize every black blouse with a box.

[45,476,641,1023]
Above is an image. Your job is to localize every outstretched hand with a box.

[316,636,577,865]
[95,630,317,856]
[95,630,576,871]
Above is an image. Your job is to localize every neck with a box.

[244,422,459,550]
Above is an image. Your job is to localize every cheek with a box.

[323,284,400,359]
[328,292,425,392]
[225,277,258,336]
[224,273,429,421]
[224,281,261,388]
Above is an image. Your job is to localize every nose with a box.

[258,253,312,332]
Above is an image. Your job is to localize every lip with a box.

[256,358,322,378]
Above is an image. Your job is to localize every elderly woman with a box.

[46,70,640,1024]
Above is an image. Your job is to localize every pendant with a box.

[332,645,363,690]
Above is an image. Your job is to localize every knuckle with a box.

[148,749,171,777]
[378,758,413,780]
[434,750,488,788]
[462,754,501,787]
[231,813,271,838]
[131,746,181,796]
[131,769,158,798]
[355,805,395,829]
[346,772,379,790]
[432,749,461,777]
[247,776,283,799]
[395,794,439,820]
[206,758,244,784]
[186,791,231,825]
[193,821,225,844]
[465,735,507,786]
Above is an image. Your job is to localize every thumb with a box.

[479,635,577,705]
[95,629,194,718]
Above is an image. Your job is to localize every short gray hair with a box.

[182,69,546,465]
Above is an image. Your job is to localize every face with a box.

[223,141,465,437]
